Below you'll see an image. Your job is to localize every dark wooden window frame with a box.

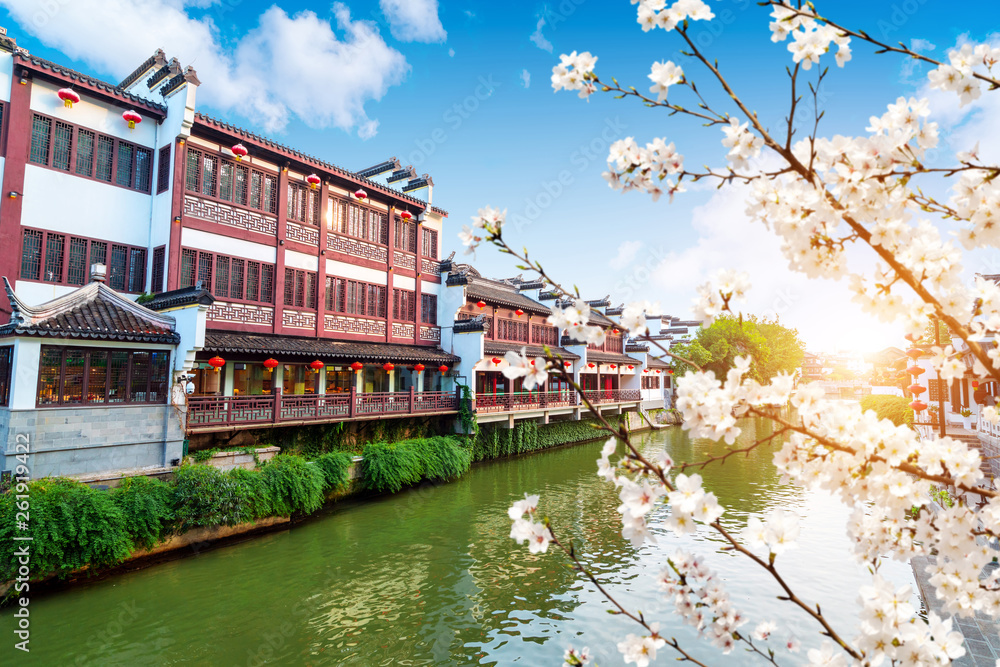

[421,228,438,260]
[393,218,419,254]
[27,111,153,194]
[420,293,437,325]
[496,318,529,343]
[184,146,279,216]
[151,245,166,294]
[283,267,318,310]
[392,288,416,323]
[325,275,387,318]
[156,145,171,194]
[179,247,275,305]
[35,346,171,408]
[287,180,320,226]
[19,227,146,292]
[0,345,11,406]
[329,196,389,246]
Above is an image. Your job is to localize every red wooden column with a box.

[0,67,32,313]
[385,204,396,343]
[166,137,187,291]
[315,181,329,340]
[272,166,289,335]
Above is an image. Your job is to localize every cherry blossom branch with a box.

[594,75,728,126]
[761,1,1000,89]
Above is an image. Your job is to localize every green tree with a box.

[756,319,806,381]
[669,315,805,382]
[667,339,712,376]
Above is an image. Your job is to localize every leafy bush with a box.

[0,478,133,580]
[172,464,258,528]
[259,455,325,516]
[420,436,472,481]
[362,441,423,493]
[471,418,612,461]
[111,476,177,550]
[314,451,355,492]
[860,394,914,428]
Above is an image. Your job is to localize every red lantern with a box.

[908,384,926,395]
[910,400,928,413]
[309,359,324,373]
[263,358,279,373]
[354,188,367,200]
[492,357,502,365]
[306,174,321,189]
[400,210,413,220]
[656,370,662,374]
[905,348,923,360]
[414,363,425,372]
[610,364,617,369]
[208,356,225,373]
[668,369,673,374]
[515,309,524,316]
[476,301,487,309]
[904,333,920,342]
[973,380,980,389]
[564,361,572,368]
[588,363,595,368]
[439,365,449,374]
[906,365,925,376]
[57,88,80,108]
[383,362,395,372]
[350,361,364,373]
[627,365,634,370]
[231,143,248,161]
[122,110,142,130]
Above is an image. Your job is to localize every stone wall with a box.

[0,404,185,478]
[978,432,1000,479]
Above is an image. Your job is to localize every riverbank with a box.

[2,412,666,599]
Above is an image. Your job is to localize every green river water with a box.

[2,419,918,666]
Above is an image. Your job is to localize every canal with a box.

[3,418,917,665]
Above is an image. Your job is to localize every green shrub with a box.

[227,467,274,520]
[860,394,914,428]
[362,441,423,493]
[314,451,355,492]
[471,418,611,461]
[420,436,472,481]
[111,476,176,550]
[0,478,133,580]
[259,454,325,516]
[172,464,257,528]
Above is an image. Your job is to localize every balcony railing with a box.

[187,388,458,431]
[473,389,640,413]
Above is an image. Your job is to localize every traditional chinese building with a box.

[0,32,459,476]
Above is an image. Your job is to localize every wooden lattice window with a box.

[393,289,416,322]
[29,115,51,165]
[128,247,147,293]
[52,121,73,171]
[76,129,95,176]
[283,268,317,309]
[67,237,89,286]
[95,136,115,182]
[20,229,43,280]
[37,346,170,407]
[151,246,165,293]
[109,244,129,290]
[421,293,437,324]
[156,145,171,194]
[422,229,438,259]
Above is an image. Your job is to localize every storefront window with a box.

[325,367,353,393]
[232,363,270,395]
[476,371,508,395]
[37,346,170,406]
[283,364,319,395]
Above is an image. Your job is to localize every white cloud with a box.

[900,37,936,82]
[0,0,409,137]
[520,68,531,88]
[448,47,456,57]
[610,240,642,270]
[379,0,446,43]
[530,17,553,52]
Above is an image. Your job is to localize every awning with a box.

[483,340,581,360]
[201,330,459,364]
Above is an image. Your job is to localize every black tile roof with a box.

[625,342,650,352]
[454,316,486,333]
[646,356,672,369]
[587,351,642,366]
[466,282,551,316]
[0,278,179,344]
[17,53,167,114]
[202,331,459,364]
[144,286,215,311]
[484,340,581,361]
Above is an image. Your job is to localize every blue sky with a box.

[3,0,999,352]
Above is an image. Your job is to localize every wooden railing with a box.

[474,388,640,413]
[187,388,459,431]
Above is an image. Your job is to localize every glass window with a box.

[29,115,51,165]
[325,367,352,393]
[88,351,108,403]
[282,364,318,395]
[38,348,62,406]
[232,363,266,396]
[0,346,12,406]
[108,351,129,403]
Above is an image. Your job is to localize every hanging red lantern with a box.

[383,362,395,372]
[906,365,925,376]
[306,174,321,189]
[908,383,926,395]
[263,358,279,372]
[910,399,928,413]
[588,363,595,368]
[414,363,425,372]
[668,369,673,374]
[492,357,502,365]
[476,301,487,309]
[627,365,634,370]
[354,188,367,200]
[564,361,572,368]
[350,361,364,373]
[610,364,617,369]
[57,88,80,108]
[400,210,413,221]
[643,369,648,373]
[973,380,980,389]
[515,309,524,316]
[905,348,923,360]
[438,365,449,374]
[656,370,662,374]
[309,360,324,373]
[208,356,225,373]
[122,109,142,130]
[904,333,920,342]
[231,143,248,161]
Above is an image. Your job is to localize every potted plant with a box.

[960,407,973,430]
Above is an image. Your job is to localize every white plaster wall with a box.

[0,51,13,103]
[451,331,484,390]
[30,80,158,147]
[284,249,318,272]
[325,259,386,284]
[181,228,276,263]
[420,281,439,295]
[10,338,40,410]
[22,167,152,247]
[392,273,416,290]
[168,304,208,372]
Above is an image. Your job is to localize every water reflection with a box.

[2,419,915,666]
